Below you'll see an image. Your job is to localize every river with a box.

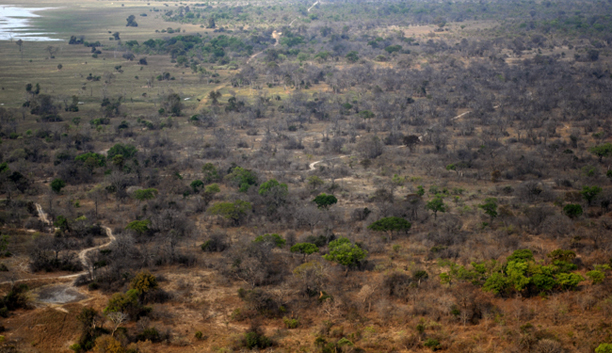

[0,5,62,41]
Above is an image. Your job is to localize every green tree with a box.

[125,220,150,235]
[226,166,257,192]
[345,51,359,63]
[367,217,411,240]
[563,204,583,218]
[258,179,288,197]
[478,198,498,220]
[589,143,612,162]
[425,196,445,219]
[208,200,252,225]
[581,185,602,206]
[586,270,605,284]
[107,143,137,160]
[51,178,66,193]
[596,344,612,353]
[201,163,220,183]
[324,237,368,269]
[164,93,183,116]
[190,179,205,193]
[307,175,324,189]
[133,188,158,201]
[313,193,338,209]
[290,243,319,261]
[253,233,286,248]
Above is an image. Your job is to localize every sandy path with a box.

[0,204,116,286]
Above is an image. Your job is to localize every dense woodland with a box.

[0,0,612,352]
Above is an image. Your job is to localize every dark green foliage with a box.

[424,338,440,350]
[51,178,66,193]
[190,179,205,193]
[507,249,534,262]
[226,166,257,192]
[589,143,612,161]
[581,186,602,205]
[478,198,498,219]
[313,193,338,209]
[240,325,273,349]
[368,217,411,238]
[258,179,288,197]
[426,196,445,219]
[133,188,158,201]
[563,204,583,218]
[107,143,138,160]
[290,243,319,259]
[75,152,106,169]
[345,51,359,63]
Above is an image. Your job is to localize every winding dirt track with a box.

[0,204,116,286]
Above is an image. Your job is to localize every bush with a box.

[563,204,583,218]
[253,233,285,248]
[423,338,440,350]
[240,325,273,349]
[283,317,299,329]
[51,178,66,193]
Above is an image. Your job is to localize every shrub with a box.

[253,233,285,248]
[424,338,440,350]
[313,193,338,209]
[51,178,66,193]
[563,204,583,218]
[283,317,299,329]
[324,237,368,269]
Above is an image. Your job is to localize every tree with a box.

[202,163,220,183]
[290,243,319,261]
[403,135,420,151]
[596,344,612,353]
[125,220,150,235]
[345,51,359,63]
[208,200,252,225]
[581,186,602,206]
[313,193,338,209]
[226,166,258,192]
[107,143,137,160]
[589,143,612,162]
[130,271,158,302]
[426,196,446,219]
[209,90,222,105]
[190,179,205,193]
[258,179,287,197]
[16,39,23,60]
[478,198,498,221]
[253,233,286,248]
[324,237,368,269]
[307,175,324,189]
[126,14,138,27]
[88,184,107,219]
[133,188,158,201]
[563,204,583,218]
[163,93,183,116]
[51,178,66,193]
[367,217,412,240]
[106,312,129,337]
[92,335,124,353]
